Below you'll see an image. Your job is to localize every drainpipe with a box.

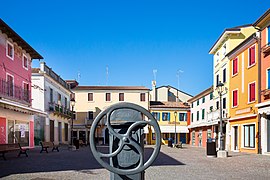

[254,29,262,154]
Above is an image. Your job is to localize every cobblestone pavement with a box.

[1,144,270,180]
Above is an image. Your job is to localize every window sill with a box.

[232,73,238,78]
[6,55,14,60]
[247,63,256,69]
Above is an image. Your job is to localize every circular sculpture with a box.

[90,102,161,175]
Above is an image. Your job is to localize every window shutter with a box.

[250,83,255,102]
[168,113,170,121]
[233,90,238,107]
[249,46,255,66]
[268,69,270,89]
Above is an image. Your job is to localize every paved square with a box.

[1,145,270,179]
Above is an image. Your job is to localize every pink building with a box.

[0,19,44,148]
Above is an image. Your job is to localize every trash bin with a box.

[168,138,173,147]
[206,138,216,157]
[73,139,79,149]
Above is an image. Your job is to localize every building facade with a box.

[254,8,270,155]
[227,34,259,154]
[32,62,72,145]
[71,86,149,144]
[209,25,257,150]
[149,101,190,145]
[188,87,216,148]
[0,19,43,148]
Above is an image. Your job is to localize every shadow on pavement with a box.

[0,145,184,178]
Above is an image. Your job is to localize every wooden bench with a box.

[79,140,87,147]
[40,141,59,153]
[0,143,29,160]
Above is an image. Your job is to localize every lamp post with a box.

[216,81,227,158]
[70,98,75,148]
[174,111,177,146]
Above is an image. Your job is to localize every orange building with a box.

[227,33,259,153]
[254,8,270,155]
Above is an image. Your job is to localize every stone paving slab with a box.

[1,144,270,180]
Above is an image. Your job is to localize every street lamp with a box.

[70,98,75,148]
[174,111,177,146]
[216,81,227,158]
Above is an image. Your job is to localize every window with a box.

[197,111,199,121]
[7,74,14,97]
[232,90,238,107]
[58,93,61,104]
[6,41,14,60]
[248,82,256,103]
[216,74,219,87]
[162,112,170,121]
[222,44,226,55]
[191,113,193,122]
[223,98,226,109]
[202,109,205,120]
[88,93,93,101]
[119,93,124,101]
[244,124,255,148]
[210,106,213,112]
[23,54,28,69]
[106,93,111,101]
[152,112,160,121]
[268,69,270,89]
[232,58,238,76]
[64,97,67,108]
[197,100,199,106]
[88,111,94,120]
[202,96,205,103]
[23,82,29,101]
[191,103,193,108]
[50,88,53,103]
[216,101,219,110]
[207,129,212,139]
[179,113,187,121]
[140,93,145,102]
[210,92,213,100]
[268,26,270,44]
[223,68,226,83]
[248,45,256,67]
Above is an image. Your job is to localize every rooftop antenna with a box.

[176,69,184,102]
[77,71,81,83]
[153,69,157,81]
[106,65,109,85]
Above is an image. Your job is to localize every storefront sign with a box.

[235,107,252,115]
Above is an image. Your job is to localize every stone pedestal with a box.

[217,150,228,158]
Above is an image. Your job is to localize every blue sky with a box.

[0,1,269,95]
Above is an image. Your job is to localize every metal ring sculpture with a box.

[90,102,161,175]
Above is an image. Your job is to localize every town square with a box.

[0,1,270,179]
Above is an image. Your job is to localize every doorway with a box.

[234,126,239,151]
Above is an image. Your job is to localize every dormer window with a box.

[6,41,14,60]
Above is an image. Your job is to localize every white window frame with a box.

[241,123,256,149]
[232,88,239,108]
[6,73,14,96]
[232,57,239,77]
[247,44,256,68]
[6,40,14,60]
[88,92,94,102]
[248,81,256,104]
[22,54,28,70]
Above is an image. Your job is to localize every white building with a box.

[31,62,73,145]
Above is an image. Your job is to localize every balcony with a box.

[261,89,270,100]
[207,109,228,124]
[48,102,72,118]
[0,78,30,105]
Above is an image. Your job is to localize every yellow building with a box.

[209,25,256,150]
[227,33,259,153]
[148,101,190,145]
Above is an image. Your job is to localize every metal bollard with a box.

[90,102,161,180]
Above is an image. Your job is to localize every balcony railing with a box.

[0,78,30,105]
[43,65,70,89]
[207,109,228,122]
[48,102,72,118]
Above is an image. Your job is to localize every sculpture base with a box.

[217,150,228,158]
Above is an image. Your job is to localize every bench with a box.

[40,141,59,153]
[0,143,29,160]
[79,140,87,147]
[174,142,183,149]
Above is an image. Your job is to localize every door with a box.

[58,122,62,143]
[50,120,54,142]
[198,130,202,147]
[234,126,238,151]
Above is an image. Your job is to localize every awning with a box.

[159,126,189,133]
